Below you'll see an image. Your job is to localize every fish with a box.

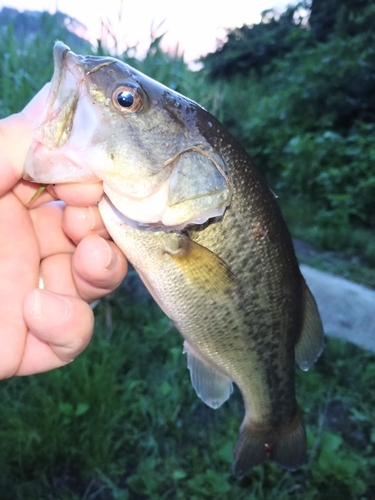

[23,41,324,478]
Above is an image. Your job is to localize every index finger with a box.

[0,84,51,195]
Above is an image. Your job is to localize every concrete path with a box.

[301,264,375,354]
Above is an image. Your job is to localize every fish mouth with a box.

[41,42,85,149]
[23,42,115,183]
[50,41,82,114]
[40,42,116,149]
[50,42,116,108]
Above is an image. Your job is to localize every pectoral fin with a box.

[165,234,236,295]
[295,278,324,371]
[183,341,233,409]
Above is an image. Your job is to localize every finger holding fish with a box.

[15,221,125,375]
[71,234,128,302]
[20,288,94,375]
[29,201,75,257]
[30,203,127,302]
[62,204,110,244]
[0,82,129,380]
[49,181,104,207]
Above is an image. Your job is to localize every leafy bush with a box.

[200,1,375,261]
[281,126,375,229]
[210,33,375,263]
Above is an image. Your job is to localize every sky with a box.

[0,0,296,61]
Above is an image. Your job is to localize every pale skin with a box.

[0,85,128,378]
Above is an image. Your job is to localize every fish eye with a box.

[112,85,143,112]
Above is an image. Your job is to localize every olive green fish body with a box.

[24,42,324,477]
[99,137,310,474]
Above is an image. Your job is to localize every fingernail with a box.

[32,289,70,319]
[102,238,119,270]
[88,206,102,231]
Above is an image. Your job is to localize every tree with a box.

[310,0,375,41]
[201,3,310,79]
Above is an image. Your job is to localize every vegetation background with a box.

[0,0,374,498]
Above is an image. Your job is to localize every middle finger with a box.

[30,201,76,259]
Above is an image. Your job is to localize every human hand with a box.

[0,86,128,377]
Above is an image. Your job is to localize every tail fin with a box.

[232,411,307,478]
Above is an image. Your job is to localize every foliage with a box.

[309,0,375,41]
[281,125,375,229]
[201,3,311,79]
[0,11,224,122]
[0,7,88,47]
[201,1,375,260]
[0,11,90,118]
[0,286,374,499]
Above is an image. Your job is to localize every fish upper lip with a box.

[52,41,84,90]
[53,41,71,69]
[51,41,117,99]
[54,40,117,74]
[53,41,85,71]
[43,42,86,124]
[35,42,90,149]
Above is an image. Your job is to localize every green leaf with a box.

[172,470,187,480]
[320,431,343,453]
[75,403,90,416]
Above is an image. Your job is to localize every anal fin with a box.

[183,341,233,409]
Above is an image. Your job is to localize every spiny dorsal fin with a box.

[183,341,233,409]
[295,277,324,371]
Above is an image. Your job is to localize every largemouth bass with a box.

[24,42,324,477]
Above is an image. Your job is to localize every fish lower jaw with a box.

[99,194,184,232]
[102,183,226,230]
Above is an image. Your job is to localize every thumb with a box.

[18,289,94,376]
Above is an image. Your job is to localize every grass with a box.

[279,197,375,289]
[0,281,375,499]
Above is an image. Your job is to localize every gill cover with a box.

[23,42,233,228]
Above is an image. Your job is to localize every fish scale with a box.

[23,41,324,478]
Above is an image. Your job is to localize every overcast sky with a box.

[0,0,296,60]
